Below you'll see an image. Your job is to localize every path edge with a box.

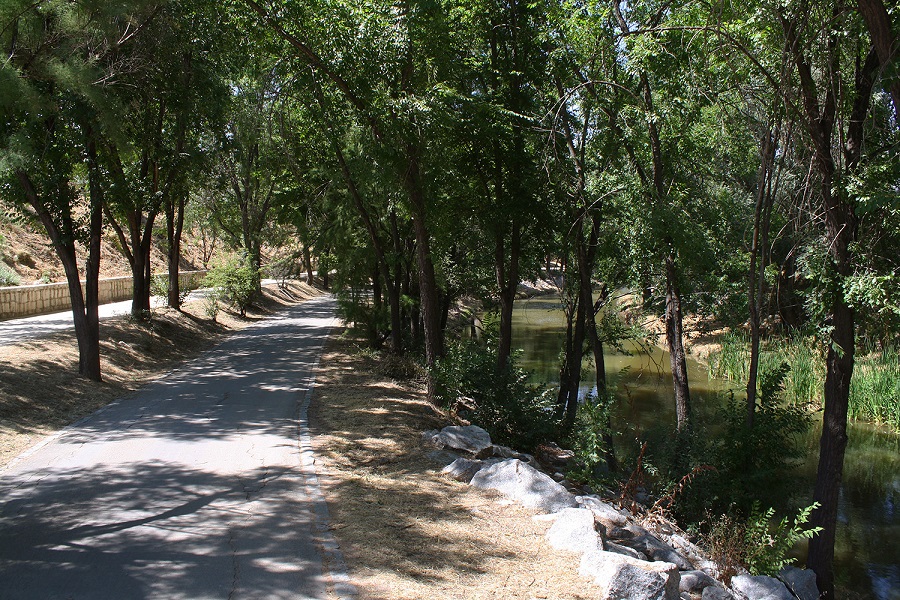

[297,313,359,600]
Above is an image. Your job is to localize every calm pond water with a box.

[511,295,899,600]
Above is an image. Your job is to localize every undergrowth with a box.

[433,314,557,450]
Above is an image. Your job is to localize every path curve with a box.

[0,295,356,599]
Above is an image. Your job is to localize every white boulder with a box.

[579,549,681,600]
[470,458,577,513]
[546,508,605,555]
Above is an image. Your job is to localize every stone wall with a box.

[0,271,207,321]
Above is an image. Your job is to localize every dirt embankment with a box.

[0,281,324,468]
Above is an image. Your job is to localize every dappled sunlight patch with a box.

[309,334,598,599]
[0,282,324,468]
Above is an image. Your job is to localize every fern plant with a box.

[743,502,822,576]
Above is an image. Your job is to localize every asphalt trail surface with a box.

[0,296,354,599]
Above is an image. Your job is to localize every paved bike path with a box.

[0,295,355,599]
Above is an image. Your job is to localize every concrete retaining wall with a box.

[0,270,207,321]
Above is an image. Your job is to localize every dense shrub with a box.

[433,321,557,450]
[335,290,389,349]
[205,253,259,317]
[702,503,821,580]
[150,273,193,307]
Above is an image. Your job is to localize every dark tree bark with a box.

[16,169,102,381]
[781,11,881,596]
[495,222,521,369]
[166,194,186,309]
[302,244,314,283]
[746,125,779,426]
[405,146,444,391]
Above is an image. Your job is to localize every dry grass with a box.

[0,281,324,467]
[309,335,596,600]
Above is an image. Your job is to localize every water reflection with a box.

[511,295,899,600]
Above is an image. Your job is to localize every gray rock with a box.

[470,458,577,513]
[492,444,527,460]
[606,541,647,561]
[731,575,795,600]
[577,495,629,527]
[429,425,493,457]
[680,570,718,593]
[425,449,460,466]
[615,526,694,571]
[703,586,734,600]
[681,593,693,600]
[441,457,484,483]
[546,508,605,555]
[579,549,680,600]
[777,566,820,600]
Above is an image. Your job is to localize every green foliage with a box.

[655,364,811,523]
[202,294,220,322]
[567,386,618,484]
[708,331,751,383]
[433,319,557,450]
[204,253,259,318]
[704,503,822,580]
[709,334,825,408]
[335,290,389,350]
[150,274,192,307]
[0,262,20,286]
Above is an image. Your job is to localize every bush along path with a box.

[426,424,821,600]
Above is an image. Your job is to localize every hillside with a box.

[0,209,210,286]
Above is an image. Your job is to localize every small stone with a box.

[430,425,494,457]
[577,495,629,527]
[441,457,484,483]
[680,570,718,593]
[777,566,819,600]
[606,541,646,561]
[579,549,680,600]
[703,587,733,600]
[425,449,460,466]
[731,575,794,600]
[614,526,693,571]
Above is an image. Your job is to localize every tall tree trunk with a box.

[404,145,443,396]
[746,126,778,426]
[496,222,521,369]
[803,42,877,600]
[166,195,186,309]
[665,254,691,431]
[556,257,587,436]
[16,171,102,381]
[581,221,616,471]
[303,244,314,283]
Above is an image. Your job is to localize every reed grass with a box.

[709,333,899,431]
[849,345,900,432]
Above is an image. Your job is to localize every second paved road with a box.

[0,295,353,599]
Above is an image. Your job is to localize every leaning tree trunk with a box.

[16,170,102,381]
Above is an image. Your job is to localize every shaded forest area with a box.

[2,1,898,597]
